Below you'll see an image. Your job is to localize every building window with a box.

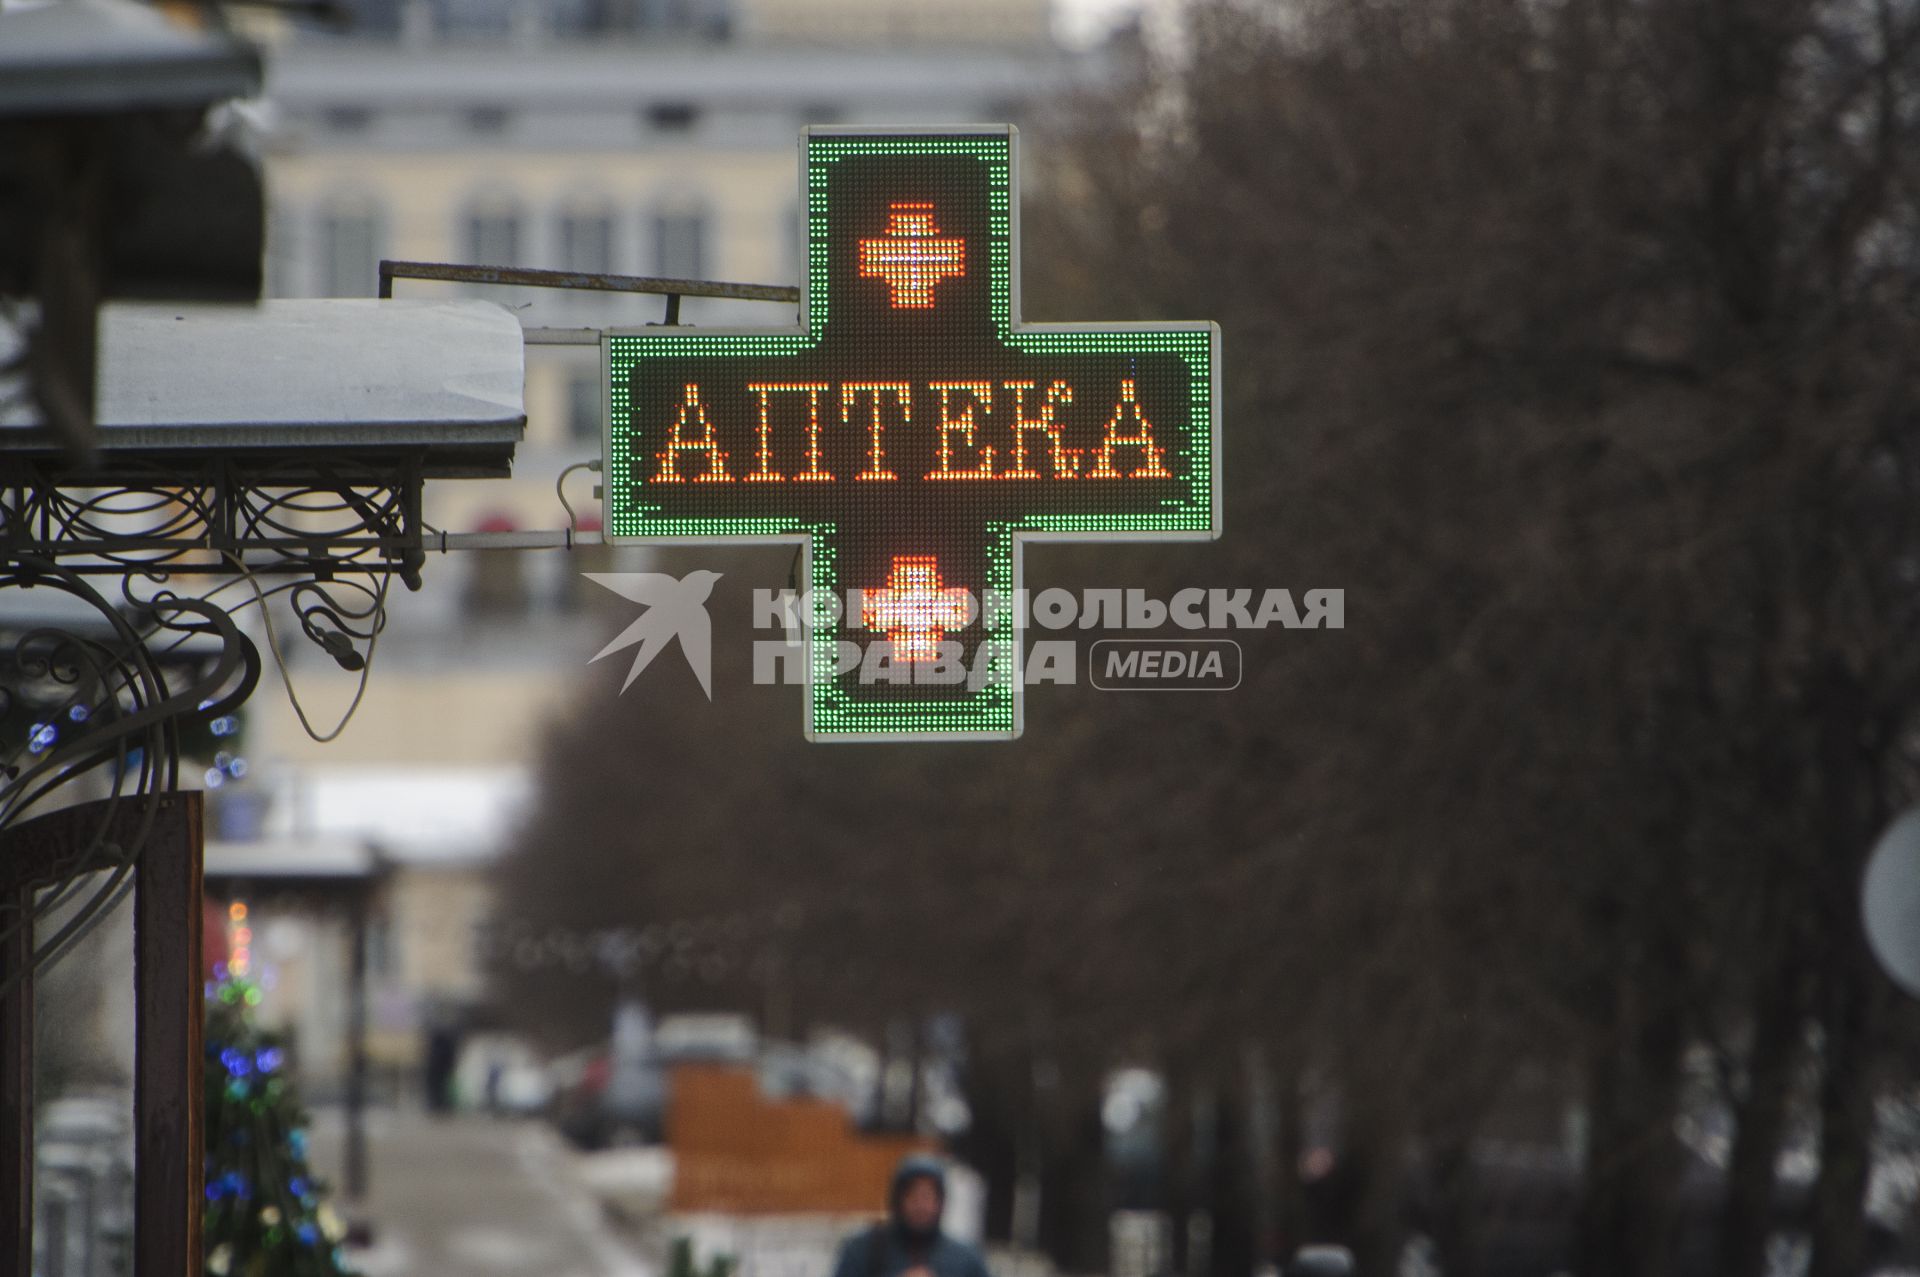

[652,207,705,279]
[265,202,300,298]
[557,207,615,276]
[317,196,382,298]
[465,105,511,135]
[549,0,598,36]
[781,203,802,284]
[567,369,601,442]
[366,915,398,980]
[633,0,730,38]
[342,0,403,36]
[464,194,522,268]
[322,105,373,133]
[646,102,701,132]
[433,0,512,36]
[465,513,526,614]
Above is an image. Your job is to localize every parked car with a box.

[453,1032,554,1115]
[550,1009,763,1150]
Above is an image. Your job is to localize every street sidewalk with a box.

[306,1105,652,1277]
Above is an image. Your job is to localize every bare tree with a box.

[498,3,1920,1274]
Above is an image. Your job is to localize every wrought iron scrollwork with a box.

[0,559,261,992]
[0,452,428,586]
[0,426,427,985]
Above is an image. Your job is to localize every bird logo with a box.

[584,569,723,697]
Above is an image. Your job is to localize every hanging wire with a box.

[556,458,602,536]
[222,552,389,745]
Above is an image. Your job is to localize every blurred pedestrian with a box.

[423,1021,459,1114]
[485,1056,505,1115]
[831,1155,988,1277]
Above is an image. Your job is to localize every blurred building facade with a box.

[257,0,1082,543]
[218,0,1097,1088]
[204,828,505,1096]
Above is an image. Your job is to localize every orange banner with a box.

[667,1065,937,1215]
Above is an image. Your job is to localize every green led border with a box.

[604,126,1222,741]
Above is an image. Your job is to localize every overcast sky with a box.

[1055,0,1177,49]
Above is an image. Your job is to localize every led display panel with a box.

[604,126,1222,741]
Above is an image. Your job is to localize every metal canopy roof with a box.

[0,0,262,118]
[205,837,384,883]
[0,299,526,478]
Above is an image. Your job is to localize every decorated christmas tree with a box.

[203,973,353,1277]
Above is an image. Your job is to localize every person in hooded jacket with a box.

[831,1155,991,1277]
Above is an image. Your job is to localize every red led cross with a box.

[861,555,972,662]
[858,202,966,309]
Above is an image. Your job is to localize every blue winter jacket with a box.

[829,1157,991,1277]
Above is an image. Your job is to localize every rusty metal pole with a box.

[133,792,204,1277]
[0,794,207,1277]
[374,259,797,306]
[0,880,34,1277]
[344,888,369,1203]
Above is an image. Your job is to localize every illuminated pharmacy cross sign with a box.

[858,202,966,308]
[863,556,971,662]
[603,126,1221,741]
